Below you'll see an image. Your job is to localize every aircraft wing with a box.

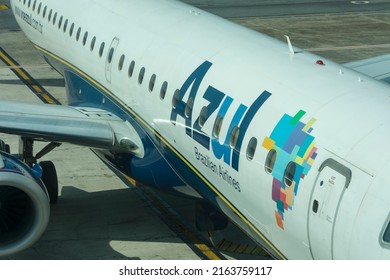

[344,54,390,84]
[0,100,144,157]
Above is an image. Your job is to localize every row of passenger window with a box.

[113,52,258,161]
[20,0,105,58]
[19,0,259,163]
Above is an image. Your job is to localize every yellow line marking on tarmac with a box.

[0,48,58,104]
[196,244,222,260]
[109,166,223,259]
[121,174,137,187]
[126,175,221,259]
[40,93,56,104]
[140,186,222,260]
[0,64,52,69]
[32,85,42,93]
[0,4,9,10]
[0,52,39,86]
[0,49,16,67]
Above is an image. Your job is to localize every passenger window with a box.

[83,31,88,46]
[53,12,57,25]
[43,6,47,18]
[128,60,135,77]
[58,15,63,29]
[160,81,168,100]
[69,23,74,36]
[185,97,194,118]
[138,67,145,84]
[198,106,207,127]
[76,27,81,41]
[118,55,125,71]
[99,42,105,57]
[246,137,257,161]
[149,74,156,92]
[265,149,277,174]
[213,115,223,138]
[383,222,390,243]
[284,162,296,187]
[63,19,68,32]
[172,89,180,109]
[230,126,240,149]
[32,0,36,10]
[90,36,96,51]
[28,0,31,8]
[48,9,52,22]
[37,2,41,14]
[107,48,114,63]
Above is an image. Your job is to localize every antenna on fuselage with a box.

[284,35,295,55]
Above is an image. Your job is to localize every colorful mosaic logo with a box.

[262,110,318,230]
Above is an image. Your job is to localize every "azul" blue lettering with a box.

[170,61,271,171]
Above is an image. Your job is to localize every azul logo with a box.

[262,110,318,230]
[170,61,271,171]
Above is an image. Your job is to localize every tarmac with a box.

[1,0,390,260]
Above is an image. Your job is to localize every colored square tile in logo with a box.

[280,191,287,210]
[285,122,306,148]
[272,150,290,181]
[297,134,314,157]
[295,156,304,165]
[290,145,300,161]
[272,178,282,202]
[262,136,275,150]
[290,110,306,125]
[276,199,285,213]
[303,117,317,132]
[282,183,295,207]
[270,114,294,147]
[275,211,284,230]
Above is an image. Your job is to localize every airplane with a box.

[0,0,389,260]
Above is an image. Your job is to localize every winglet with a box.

[285,35,295,55]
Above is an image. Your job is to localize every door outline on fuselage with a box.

[308,158,352,259]
[105,37,120,83]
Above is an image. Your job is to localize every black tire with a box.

[0,140,6,152]
[40,161,59,204]
[0,140,10,153]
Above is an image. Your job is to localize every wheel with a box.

[0,140,11,153]
[0,140,5,151]
[40,161,59,204]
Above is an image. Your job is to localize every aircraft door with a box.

[105,37,120,83]
[308,158,351,259]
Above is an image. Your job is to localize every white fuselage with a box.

[10,0,390,259]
